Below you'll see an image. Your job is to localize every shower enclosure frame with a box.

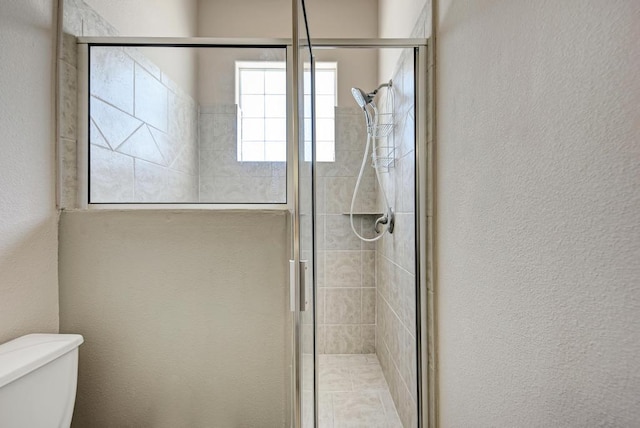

[74,36,432,428]
[297,38,431,428]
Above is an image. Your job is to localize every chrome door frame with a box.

[74,34,432,428]
[293,38,431,428]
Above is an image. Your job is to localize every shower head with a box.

[351,87,374,109]
[351,80,393,110]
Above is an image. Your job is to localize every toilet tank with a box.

[0,334,84,428]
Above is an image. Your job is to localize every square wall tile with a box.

[325,325,362,354]
[325,251,361,287]
[362,288,376,324]
[325,288,361,325]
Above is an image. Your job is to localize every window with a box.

[304,63,337,162]
[236,61,337,162]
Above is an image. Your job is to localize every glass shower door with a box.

[294,0,316,426]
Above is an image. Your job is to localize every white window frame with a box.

[235,61,337,163]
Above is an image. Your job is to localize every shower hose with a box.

[349,132,394,242]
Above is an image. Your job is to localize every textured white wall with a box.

[436,0,640,426]
[59,211,289,427]
[0,0,59,343]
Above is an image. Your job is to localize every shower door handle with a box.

[289,260,309,312]
[289,260,296,312]
[300,260,309,312]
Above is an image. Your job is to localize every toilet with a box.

[0,333,83,427]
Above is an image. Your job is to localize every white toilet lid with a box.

[0,334,83,388]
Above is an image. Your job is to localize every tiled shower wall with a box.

[89,48,198,202]
[198,105,286,203]
[316,107,379,354]
[60,0,198,205]
[375,6,430,426]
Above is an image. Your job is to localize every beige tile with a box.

[376,342,390,377]
[387,263,404,320]
[89,119,109,148]
[318,392,334,428]
[401,270,417,337]
[351,364,388,391]
[60,137,77,209]
[378,390,403,428]
[362,325,376,354]
[325,177,353,214]
[319,366,352,392]
[317,288,326,324]
[332,391,387,427]
[360,215,378,250]
[325,288,361,325]
[90,47,134,114]
[134,64,168,132]
[325,251,361,287]
[317,250,326,288]
[91,96,142,150]
[89,144,134,203]
[325,215,361,251]
[320,354,373,367]
[116,124,165,165]
[316,215,326,253]
[362,251,376,288]
[362,288,376,324]
[60,32,77,66]
[325,325,361,354]
[317,325,326,354]
[397,382,418,428]
[60,60,77,140]
[316,176,327,214]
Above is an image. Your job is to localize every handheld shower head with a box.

[351,87,373,109]
[351,80,393,109]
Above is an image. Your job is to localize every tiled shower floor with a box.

[317,354,403,428]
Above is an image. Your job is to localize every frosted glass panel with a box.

[88,45,287,204]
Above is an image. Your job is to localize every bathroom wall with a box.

[0,0,59,343]
[316,107,378,354]
[436,0,640,426]
[375,46,421,428]
[59,211,288,427]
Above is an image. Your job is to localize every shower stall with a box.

[295,34,428,427]
[61,0,430,426]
